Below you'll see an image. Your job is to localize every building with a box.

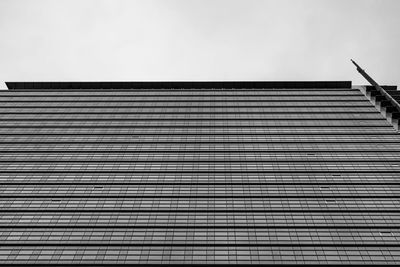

[0,81,400,265]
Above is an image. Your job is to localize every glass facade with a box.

[0,82,399,265]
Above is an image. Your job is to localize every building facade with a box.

[0,81,400,265]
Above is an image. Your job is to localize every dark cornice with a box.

[5,81,352,90]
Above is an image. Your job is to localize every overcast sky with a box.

[0,0,399,89]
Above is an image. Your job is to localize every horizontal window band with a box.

[0,125,391,128]
[2,86,355,91]
[0,224,400,231]
[1,199,398,204]
[1,154,398,159]
[1,243,399,248]
[2,101,371,105]
[1,209,399,213]
[4,209,397,213]
[0,98,368,103]
[1,141,398,144]
[1,182,398,186]
[0,112,380,115]
[0,134,395,139]
[1,159,399,163]
[0,105,375,108]
[1,132,397,136]
[0,118,384,121]
[0,225,397,230]
[1,150,399,153]
[0,114,385,120]
[3,210,396,214]
[2,197,398,200]
[1,195,399,199]
[3,231,398,237]
[2,88,359,94]
[1,176,398,181]
[0,90,361,94]
[0,94,365,98]
[0,111,379,115]
[1,169,400,175]
[1,191,398,196]
[2,171,400,174]
[1,193,398,198]
[0,126,389,130]
[2,191,398,195]
[0,104,375,107]
[0,127,392,130]
[2,171,399,174]
[0,99,370,102]
[1,227,398,233]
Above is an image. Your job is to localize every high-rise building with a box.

[1,81,400,265]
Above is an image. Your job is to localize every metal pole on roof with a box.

[351,59,400,111]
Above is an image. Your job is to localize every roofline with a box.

[5,81,352,90]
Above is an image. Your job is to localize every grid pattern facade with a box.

[0,82,400,265]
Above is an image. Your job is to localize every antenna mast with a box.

[351,59,400,111]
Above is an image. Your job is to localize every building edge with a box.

[5,81,352,90]
[356,85,400,131]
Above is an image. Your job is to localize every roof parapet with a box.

[5,81,352,90]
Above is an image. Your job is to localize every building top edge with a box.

[5,81,352,90]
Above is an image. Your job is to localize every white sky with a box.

[0,0,399,89]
